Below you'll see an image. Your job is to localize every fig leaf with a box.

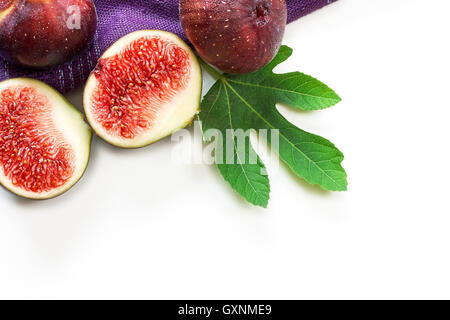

[199,46,347,208]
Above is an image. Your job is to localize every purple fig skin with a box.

[0,0,97,69]
[180,0,287,74]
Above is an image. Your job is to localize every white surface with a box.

[1,0,450,299]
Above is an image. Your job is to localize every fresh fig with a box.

[84,30,202,148]
[0,0,97,68]
[0,78,92,199]
[180,0,287,74]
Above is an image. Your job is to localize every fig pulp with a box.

[180,0,287,74]
[0,0,97,68]
[0,78,92,199]
[84,30,202,148]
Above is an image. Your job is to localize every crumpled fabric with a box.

[0,0,337,93]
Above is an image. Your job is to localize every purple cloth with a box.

[0,0,337,93]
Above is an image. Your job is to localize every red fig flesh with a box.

[0,78,92,199]
[84,30,202,148]
[180,0,287,74]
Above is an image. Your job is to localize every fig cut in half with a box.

[84,30,202,148]
[0,78,92,200]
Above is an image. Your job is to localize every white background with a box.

[1,0,450,299]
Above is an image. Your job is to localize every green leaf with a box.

[228,46,342,111]
[202,81,270,207]
[199,45,347,207]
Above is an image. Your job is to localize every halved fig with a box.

[0,78,92,200]
[84,30,202,148]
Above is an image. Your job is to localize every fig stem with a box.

[198,57,223,80]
